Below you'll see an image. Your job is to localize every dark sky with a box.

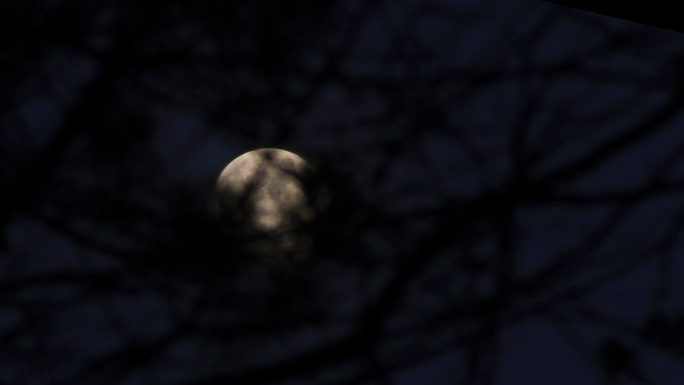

[2,0,684,384]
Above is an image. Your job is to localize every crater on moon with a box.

[215,148,328,262]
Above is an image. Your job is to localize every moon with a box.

[215,148,328,262]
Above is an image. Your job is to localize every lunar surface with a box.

[215,148,328,262]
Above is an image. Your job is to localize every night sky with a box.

[2,0,684,384]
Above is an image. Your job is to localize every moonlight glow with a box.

[215,148,327,262]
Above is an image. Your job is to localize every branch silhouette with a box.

[2,1,684,385]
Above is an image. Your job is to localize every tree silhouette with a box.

[2,0,684,384]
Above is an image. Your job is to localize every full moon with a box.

[215,148,327,262]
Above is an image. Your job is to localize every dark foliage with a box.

[2,0,684,384]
